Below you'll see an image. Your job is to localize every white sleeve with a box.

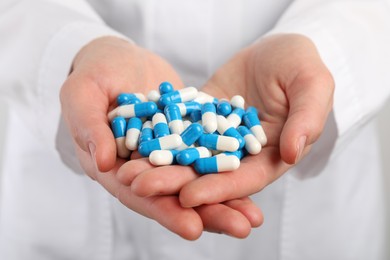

[0,0,130,172]
[264,0,390,177]
[268,0,390,139]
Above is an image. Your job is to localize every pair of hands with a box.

[60,34,334,240]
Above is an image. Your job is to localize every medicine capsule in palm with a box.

[194,155,240,174]
[198,133,239,152]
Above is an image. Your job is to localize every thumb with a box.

[280,71,334,164]
[60,76,117,172]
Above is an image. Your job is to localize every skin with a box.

[60,36,263,240]
[60,33,334,240]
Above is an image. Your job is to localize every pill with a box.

[226,107,245,128]
[146,90,161,103]
[198,133,239,152]
[125,117,143,150]
[138,134,183,157]
[183,120,192,130]
[237,125,261,155]
[216,115,245,149]
[176,147,211,165]
[152,113,170,138]
[230,95,245,109]
[159,81,174,95]
[111,116,130,159]
[194,155,240,174]
[108,101,158,121]
[149,149,179,166]
[194,91,218,104]
[159,86,198,107]
[164,104,184,134]
[139,120,154,144]
[177,122,203,150]
[216,99,232,116]
[176,102,202,116]
[117,93,141,106]
[246,106,258,114]
[201,102,218,133]
[243,109,267,146]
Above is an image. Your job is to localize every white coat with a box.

[0,0,389,259]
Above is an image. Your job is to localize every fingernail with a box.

[295,136,307,164]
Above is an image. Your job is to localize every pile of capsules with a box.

[108,82,267,174]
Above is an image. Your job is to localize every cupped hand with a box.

[129,34,334,209]
[60,36,262,240]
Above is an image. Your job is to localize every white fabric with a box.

[0,0,389,259]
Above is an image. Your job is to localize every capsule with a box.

[108,101,158,121]
[177,123,203,150]
[111,116,130,159]
[159,81,174,95]
[149,149,179,166]
[164,104,184,134]
[216,99,232,116]
[243,109,267,146]
[152,113,170,138]
[194,155,240,174]
[216,115,245,149]
[138,134,183,157]
[176,102,202,116]
[159,86,198,107]
[125,117,142,150]
[139,120,154,144]
[237,125,261,155]
[176,147,211,166]
[194,91,218,104]
[226,107,245,128]
[230,95,245,109]
[198,133,239,152]
[201,102,217,133]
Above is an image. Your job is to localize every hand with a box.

[129,34,334,209]
[60,36,263,240]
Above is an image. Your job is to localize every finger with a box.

[116,158,153,186]
[195,203,252,238]
[180,147,290,207]
[280,67,334,164]
[60,75,117,172]
[131,164,198,197]
[223,197,263,228]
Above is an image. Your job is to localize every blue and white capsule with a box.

[159,86,198,107]
[201,102,217,133]
[176,102,202,116]
[139,121,154,144]
[159,81,174,95]
[216,99,232,116]
[149,149,179,166]
[198,133,239,152]
[111,116,130,159]
[152,113,170,138]
[108,101,157,121]
[226,107,245,128]
[138,134,182,157]
[216,115,245,149]
[243,109,267,146]
[237,125,261,154]
[176,147,211,166]
[177,123,203,150]
[125,117,143,150]
[164,104,184,134]
[194,155,240,174]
